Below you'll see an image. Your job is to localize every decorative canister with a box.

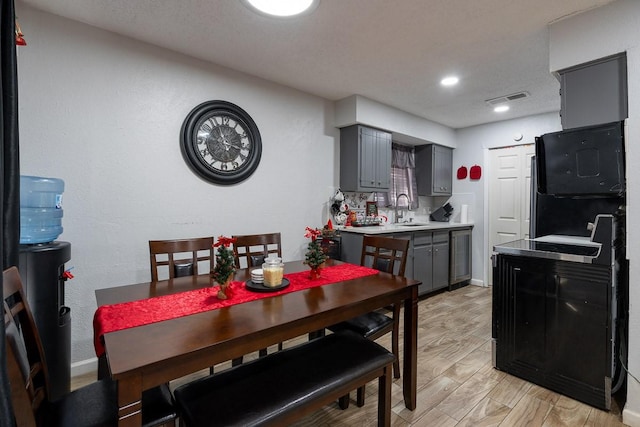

[262,256,284,287]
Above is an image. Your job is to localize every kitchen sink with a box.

[398,222,430,227]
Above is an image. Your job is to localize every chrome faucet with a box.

[395,193,411,223]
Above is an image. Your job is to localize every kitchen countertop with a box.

[339,222,473,234]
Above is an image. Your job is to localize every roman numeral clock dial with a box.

[181,101,262,185]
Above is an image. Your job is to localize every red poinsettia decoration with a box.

[214,236,236,248]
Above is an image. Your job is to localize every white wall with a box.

[454,113,561,286]
[16,4,338,366]
[549,0,640,424]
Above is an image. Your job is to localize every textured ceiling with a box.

[20,0,615,129]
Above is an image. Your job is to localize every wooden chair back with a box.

[360,235,409,276]
[232,233,282,269]
[3,266,49,427]
[149,237,214,281]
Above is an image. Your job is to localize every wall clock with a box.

[181,100,262,185]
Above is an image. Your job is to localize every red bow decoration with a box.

[15,19,26,46]
[304,227,322,241]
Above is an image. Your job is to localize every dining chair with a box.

[3,266,177,427]
[149,236,214,281]
[232,232,282,269]
[327,234,409,406]
[148,236,244,370]
[232,232,284,358]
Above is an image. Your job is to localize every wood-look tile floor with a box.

[73,285,628,426]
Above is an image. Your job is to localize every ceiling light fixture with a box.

[494,105,510,113]
[440,76,459,87]
[243,0,319,17]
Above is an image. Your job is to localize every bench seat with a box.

[173,331,395,427]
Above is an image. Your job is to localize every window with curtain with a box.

[376,143,418,209]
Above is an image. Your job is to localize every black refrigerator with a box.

[492,121,628,410]
[18,241,71,401]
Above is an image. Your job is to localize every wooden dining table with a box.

[95,259,420,426]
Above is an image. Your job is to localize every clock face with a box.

[181,101,262,185]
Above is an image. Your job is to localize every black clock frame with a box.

[181,100,262,185]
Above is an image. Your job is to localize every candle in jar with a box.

[262,256,284,287]
[263,266,284,286]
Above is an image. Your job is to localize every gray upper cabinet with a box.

[340,125,392,191]
[559,52,627,130]
[416,144,452,196]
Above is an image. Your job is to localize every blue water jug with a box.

[20,207,64,244]
[20,175,65,244]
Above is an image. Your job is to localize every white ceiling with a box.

[20,0,615,129]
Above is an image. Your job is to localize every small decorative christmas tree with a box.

[304,227,327,274]
[212,236,237,299]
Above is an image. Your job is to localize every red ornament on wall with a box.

[456,166,468,179]
[470,165,482,180]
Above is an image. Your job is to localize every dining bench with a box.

[172,331,395,427]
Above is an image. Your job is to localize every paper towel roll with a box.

[460,204,468,223]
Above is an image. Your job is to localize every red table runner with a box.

[93,263,378,356]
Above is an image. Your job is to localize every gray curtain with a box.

[375,143,419,209]
[1,0,20,424]
[389,143,418,210]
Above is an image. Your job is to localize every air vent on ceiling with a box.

[485,91,530,106]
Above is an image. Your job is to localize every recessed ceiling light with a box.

[440,76,459,87]
[494,105,510,113]
[243,0,319,17]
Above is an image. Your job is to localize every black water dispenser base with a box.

[18,241,71,401]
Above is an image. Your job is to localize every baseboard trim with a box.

[470,278,485,287]
[623,408,640,427]
[71,357,98,378]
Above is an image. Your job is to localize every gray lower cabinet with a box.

[450,227,472,285]
[412,244,431,294]
[341,230,451,297]
[413,231,449,295]
[340,232,364,265]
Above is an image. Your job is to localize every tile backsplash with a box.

[339,191,442,224]
[328,190,474,226]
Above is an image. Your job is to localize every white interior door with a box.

[488,144,535,285]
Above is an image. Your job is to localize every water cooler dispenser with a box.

[18,175,71,401]
[18,242,71,400]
